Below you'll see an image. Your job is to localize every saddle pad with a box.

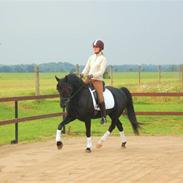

[89,88,115,111]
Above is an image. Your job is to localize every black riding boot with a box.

[99,102,107,125]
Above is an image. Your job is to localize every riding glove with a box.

[80,73,84,78]
[87,74,93,79]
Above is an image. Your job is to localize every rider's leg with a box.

[99,102,107,124]
[92,80,106,124]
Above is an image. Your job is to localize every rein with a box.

[63,83,85,105]
[70,84,85,100]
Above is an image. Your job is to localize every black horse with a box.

[55,73,140,152]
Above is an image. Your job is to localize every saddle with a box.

[88,82,115,111]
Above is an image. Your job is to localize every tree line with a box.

[0,62,181,72]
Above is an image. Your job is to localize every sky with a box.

[0,0,183,66]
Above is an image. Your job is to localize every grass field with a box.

[0,72,183,144]
[0,71,182,97]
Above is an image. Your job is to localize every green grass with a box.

[0,71,182,97]
[0,72,183,145]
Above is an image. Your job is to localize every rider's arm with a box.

[81,57,91,76]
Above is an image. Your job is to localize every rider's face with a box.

[93,46,100,54]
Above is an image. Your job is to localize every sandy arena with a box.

[0,136,183,183]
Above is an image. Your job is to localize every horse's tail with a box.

[120,87,140,135]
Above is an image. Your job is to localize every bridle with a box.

[60,83,85,106]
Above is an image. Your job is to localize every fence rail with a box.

[0,112,64,126]
[132,92,183,96]
[0,92,183,143]
[0,94,58,102]
[1,92,183,103]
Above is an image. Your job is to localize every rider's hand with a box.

[87,74,93,80]
[80,73,84,78]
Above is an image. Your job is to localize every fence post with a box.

[110,65,113,86]
[158,65,161,84]
[177,65,182,84]
[11,101,18,144]
[182,65,183,91]
[138,65,141,86]
[179,65,182,90]
[76,64,80,76]
[35,65,40,96]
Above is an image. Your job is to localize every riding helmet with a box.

[92,40,104,50]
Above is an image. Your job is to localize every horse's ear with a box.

[55,75,60,82]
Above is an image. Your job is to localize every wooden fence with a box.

[0,92,183,144]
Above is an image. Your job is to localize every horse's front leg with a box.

[56,115,75,150]
[96,116,116,148]
[85,119,92,153]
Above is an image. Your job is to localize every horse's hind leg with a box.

[96,116,116,148]
[116,118,127,148]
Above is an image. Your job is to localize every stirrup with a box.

[101,117,107,125]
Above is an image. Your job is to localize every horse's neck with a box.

[68,75,84,93]
[72,82,84,93]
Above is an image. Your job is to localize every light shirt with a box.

[82,52,107,80]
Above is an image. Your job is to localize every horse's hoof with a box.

[121,142,127,148]
[96,143,103,149]
[57,141,63,150]
[85,148,92,153]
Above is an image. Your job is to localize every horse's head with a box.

[55,75,73,108]
[55,74,83,108]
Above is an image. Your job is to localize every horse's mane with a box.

[65,73,84,91]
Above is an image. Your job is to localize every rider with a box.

[80,40,107,125]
